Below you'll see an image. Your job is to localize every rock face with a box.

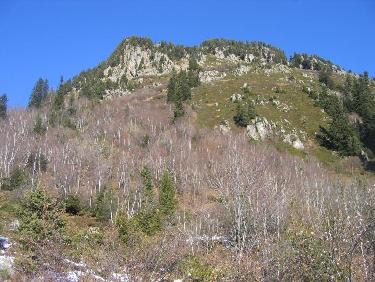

[199,70,226,83]
[247,117,305,150]
[230,93,243,102]
[283,134,305,150]
[246,117,273,141]
[104,45,189,82]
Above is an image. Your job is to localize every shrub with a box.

[94,189,115,222]
[1,167,28,191]
[64,195,82,215]
[140,134,150,148]
[134,208,161,236]
[17,188,65,247]
[116,210,140,245]
[233,103,256,127]
[319,68,335,89]
[181,256,213,281]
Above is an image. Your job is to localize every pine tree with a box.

[29,78,49,108]
[159,170,177,216]
[141,166,153,203]
[0,94,7,119]
[33,115,47,135]
[319,68,335,89]
[317,112,362,156]
[173,99,185,121]
[167,71,191,102]
[233,102,256,127]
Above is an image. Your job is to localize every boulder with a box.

[283,134,304,150]
[246,117,273,141]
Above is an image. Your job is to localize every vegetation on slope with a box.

[0,36,374,280]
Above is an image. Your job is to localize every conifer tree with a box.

[317,112,362,156]
[29,78,49,108]
[0,94,7,119]
[233,102,256,127]
[33,115,47,135]
[141,166,153,203]
[159,170,177,216]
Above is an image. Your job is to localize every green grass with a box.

[191,66,341,166]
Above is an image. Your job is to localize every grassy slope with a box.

[191,61,341,165]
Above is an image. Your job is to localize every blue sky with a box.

[1,0,374,107]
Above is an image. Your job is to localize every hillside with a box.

[0,37,375,281]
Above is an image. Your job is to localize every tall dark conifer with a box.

[28,78,49,108]
[0,94,8,119]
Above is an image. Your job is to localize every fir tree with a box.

[141,166,153,203]
[159,170,178,216]
[233,102,256,127]
[0,94,7,119]
[33,115,47,135]
[319,68,335,89]
[29,78,49,108]
[317,112,362,156]
[167,71,191,102]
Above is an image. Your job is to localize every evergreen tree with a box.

[319,68,335,89]
[33,115,47,135]
[173,99,185,121]
[64,195,81,215]
[159,170,178,216]
[345,71,375,154]
[167,71,191,102]
[352,72,372,119]
[141,166,153,203]
[29,78,49,108]
[187,57,200,88]
[0,94,7,119]
[317,113,362,156]
[17,188,65,245]
[233,102,256,127]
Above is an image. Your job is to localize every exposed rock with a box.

[263,64,291,75]
[246,117,273,141]
[233,65,251,76]
[219,120,231,134]
[0,255,14,273]
[283,134,304,150]
[103,45,189,83]
[230,93,243,102]
[0,237,11,250]
[0,237,14,276]
[199,70,226,83]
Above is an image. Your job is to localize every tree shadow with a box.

[365,160,375,172]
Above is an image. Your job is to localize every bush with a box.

[181,256,213,281]
[134,208,161,236]
[1,167,28,191]
[64,195,82,215]
[17,188,65,247]
[280,218,346,281]
[319,68,335,89]
[94,188,115,222]
[116,211,140,245]
[233,103,256,127]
